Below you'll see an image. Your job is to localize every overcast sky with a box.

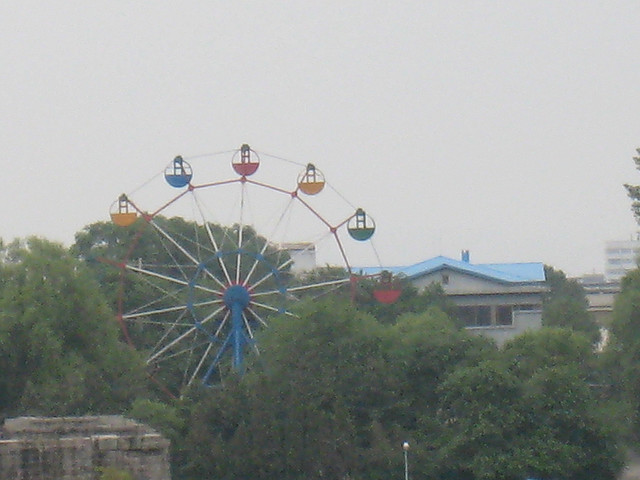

[2,1,640,277]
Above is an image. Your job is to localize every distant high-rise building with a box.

[605,236,640,281]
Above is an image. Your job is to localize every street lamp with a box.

[402,441,410,480]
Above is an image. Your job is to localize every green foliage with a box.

[501,327,595,379]
[0,237,147,417]
[434,336,622,480]
[357,279,458,325]
[385,309,496,433]
[517,364,622,480]
[542,265,600,343]
[97,466,134,480]
[605,268,640,443]
[624,148,640,223]
[168,297,623,480]
[436,359,523,479]
[8,217,624,479]
[129,397,185,442]
[604,149,640,449]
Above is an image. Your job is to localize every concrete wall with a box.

[0,416,170,480]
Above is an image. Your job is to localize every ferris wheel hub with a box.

[223,284,251,310]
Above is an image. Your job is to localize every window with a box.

[514,304,539,311]
[459,305,519,328]
[496,305,513,325]
[459,306,491,327]
[441,274,449,285]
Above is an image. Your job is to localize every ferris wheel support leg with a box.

[202,333,232,386]
[231,304,245,372]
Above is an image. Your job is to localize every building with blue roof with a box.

[362,251,548,346]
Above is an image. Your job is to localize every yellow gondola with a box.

[297,163,325,195]
[110,194,138,227]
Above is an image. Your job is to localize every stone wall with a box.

[0,415,171,480]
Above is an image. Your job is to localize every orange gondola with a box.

[110,194,138,227]
[297,163,325,195]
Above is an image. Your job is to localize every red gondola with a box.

[232,144,260,176]
[373,271,402,304]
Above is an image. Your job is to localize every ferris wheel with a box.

[108,144,386,394]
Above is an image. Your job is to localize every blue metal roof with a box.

[358,255,546,284]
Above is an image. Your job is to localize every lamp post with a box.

[402,441,410,480]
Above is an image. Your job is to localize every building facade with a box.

[372,254,547,346]
[605,237,640,281]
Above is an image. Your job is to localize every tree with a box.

[435,359,523,480]
[0,237,147,417]
[624,147,640,222]
[502,329,623,478]
[542,265,600,343]
[604,268,640,442]
[67,215,627,478]
[514,364,623,480]
[434,332,623,480]
[501,327,596,380]
[177,299,378,479]
[356,279,459,326]
[384,308,496,432]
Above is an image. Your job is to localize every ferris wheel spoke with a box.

[147,305,225,364]
[152,338,212,364]
[126,264,223,297]
[124,286,187,317]
[124,297,222,321]
[150,219,227,290]
[235,184,247,284]
[274,256,295,275]
[197,306,228,338]
[250,266,283,292]
[250,289,286,298]
[147,327,198,364]
[123,304,189,320]
[242,312,257,339]
[151,309,192,357]
[287,278,351,293]
[139,279,186,304]
[125,264,191,288]
[246,307,269,328]
[243,197,297,286]
[124,318,194,327]
[242,238,271,287]
[250,300,296,318]
[151,310,193,360]
[187,341,215,387]
[193,191,233,285]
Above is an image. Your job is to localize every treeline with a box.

[1,231,640,479]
